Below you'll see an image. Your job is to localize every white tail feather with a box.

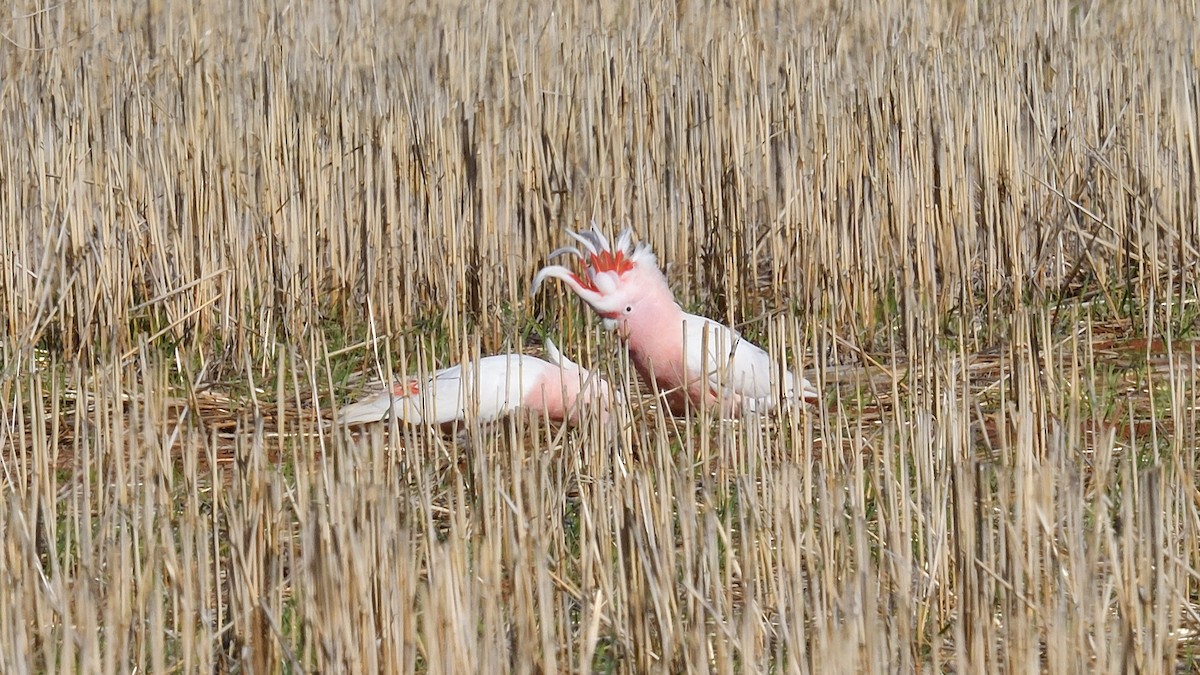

[338,392,398,425]
[542,337,578,370]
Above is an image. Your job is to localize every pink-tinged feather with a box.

[339,342,613,426]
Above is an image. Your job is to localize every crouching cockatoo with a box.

[338,339,616,426]
[531,225,820,416]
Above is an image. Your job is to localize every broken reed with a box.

[1,0,1198,673]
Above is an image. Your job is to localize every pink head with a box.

[531,224,676,336]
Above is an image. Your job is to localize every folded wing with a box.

[340,355,557,425]
[680,313,819,412]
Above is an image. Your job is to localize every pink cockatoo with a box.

[339,339,616,426]
[531,225,820,416]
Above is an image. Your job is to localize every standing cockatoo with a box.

[532,225,820,416]
[339,339,615,425]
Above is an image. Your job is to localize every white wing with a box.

[338,390,401,424]
[679,312,821,411]
[340,355,555,425]
[680,313,778,402]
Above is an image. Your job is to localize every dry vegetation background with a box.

[2,0,1199,672]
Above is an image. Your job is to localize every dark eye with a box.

[625,305,633,313]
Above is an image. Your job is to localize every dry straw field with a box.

[2,0,1198,672]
